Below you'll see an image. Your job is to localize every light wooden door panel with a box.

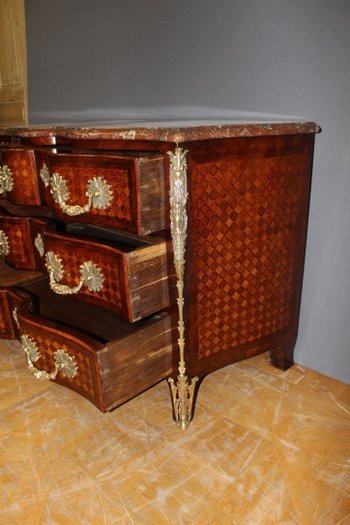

[0,0,27,126]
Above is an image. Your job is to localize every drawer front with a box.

[0,215,46,270]
[35,227,171,322]
[14,287,174,412]
[0,147,41,205]
[40,153,166,235]
[16,308,104,410]
[38,230,127,315]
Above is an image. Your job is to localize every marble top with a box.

[0,119,321,143]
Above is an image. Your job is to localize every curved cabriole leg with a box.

[167,147,198,430]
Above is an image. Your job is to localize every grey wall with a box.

[26,0,350,383]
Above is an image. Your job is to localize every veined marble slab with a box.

[0,119,321,143]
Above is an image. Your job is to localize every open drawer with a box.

[0,259,43,338]
[36,223,173,322]
[0,213,173,322]
[8,278,174,411]
[1,146,167,235]
[36,151,167,235]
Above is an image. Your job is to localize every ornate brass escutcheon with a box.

[39,163,50,187]
[0,229,10,256]
[34,233,44,257]
[0,165,14,194]
[45,251,104,295]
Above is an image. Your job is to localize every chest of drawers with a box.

[0,120,320,428]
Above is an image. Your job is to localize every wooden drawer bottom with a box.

[3,278,174,411]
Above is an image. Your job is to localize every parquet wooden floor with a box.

[0,339,349,524]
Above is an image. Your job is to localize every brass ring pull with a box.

[45,251,104,295]
[0,165,14,194]
[0,229,10,256]
[20,334,78,381]
[40,166,113,216]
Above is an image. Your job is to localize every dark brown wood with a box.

[0,213,48,270]
[269,343,295,371]
[0,259,42,287]
[0,287,29,339]
[0,199,53,218]
[0,260,42,339]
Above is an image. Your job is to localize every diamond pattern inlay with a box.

[43,235,123,312]
[49,163,132,222]
[190,155,303,360]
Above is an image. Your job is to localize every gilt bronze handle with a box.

[40,164,113,216]
[45,250,104,295]
[20,333,78,381]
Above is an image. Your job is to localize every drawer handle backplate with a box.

[0,229,10,256]
[20,333,78,381]
[45,250,104,295]
[0,165,14,194]
[41,165,113,216]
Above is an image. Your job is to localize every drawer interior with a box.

[63,221,158,249]
[18,278,169,344]
[14,276,174,412]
